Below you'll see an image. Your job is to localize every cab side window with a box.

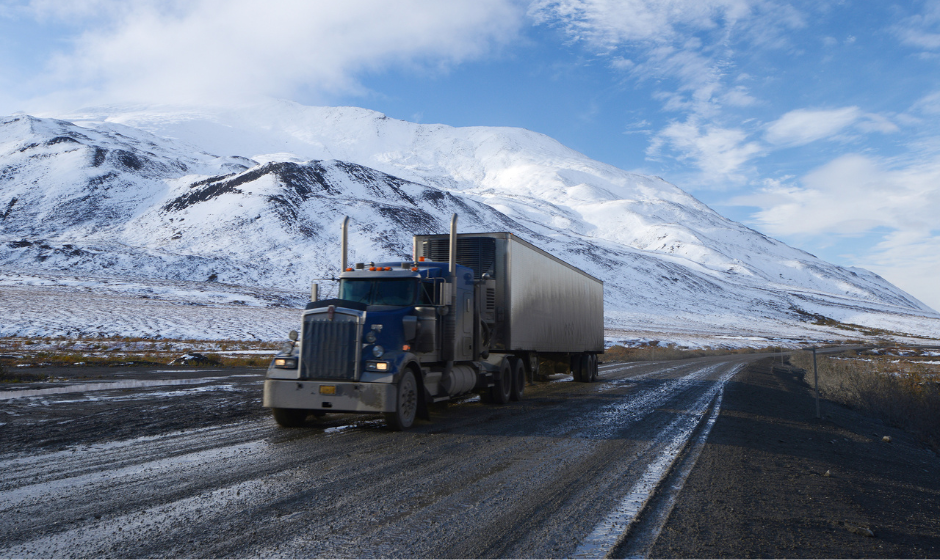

[419,282,435,305]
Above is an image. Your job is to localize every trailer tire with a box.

[385,369,418,431]
[272,408,308,428]
[571,354,584,382]
[510,358,525,401]
[580,354,592,383]
[589,354,598,382]
[491,358,512,404]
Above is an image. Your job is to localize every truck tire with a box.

[591,354,599,381]
[491,359,512,404]
[272,408,308,428]
[510,358,525,401]
[580,354,592,383]
[571,354,584,382]
[385,369,418,431]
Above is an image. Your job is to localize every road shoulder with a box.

[648,358,940,558]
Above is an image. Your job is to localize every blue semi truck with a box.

[263,215,604,430]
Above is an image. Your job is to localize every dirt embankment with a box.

[650,359,940,558]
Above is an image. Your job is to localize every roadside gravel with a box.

[648,358,940,558]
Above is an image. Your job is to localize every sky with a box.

[1,0,939,311]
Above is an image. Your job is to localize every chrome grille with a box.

[300,310,362,380]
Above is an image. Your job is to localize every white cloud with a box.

[893,0,940,51]
[529,0,803,118]
[529,0,764,46]
[763,107,899,147]
[731,151,940,311]
[764,107,861,147]
[865,231,940,312]
[20,0,524,107]
[648,119,762,183]
[736,152,940,237]
[912,90,940,115]
[529,0,804,185]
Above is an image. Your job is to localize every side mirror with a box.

[288,330,298,341]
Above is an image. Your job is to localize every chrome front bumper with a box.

[263,379,396,413]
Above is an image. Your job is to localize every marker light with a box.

[418,257,426,261]
[346,267,353,271]
[411,267,418,272]
[402,344,411,351]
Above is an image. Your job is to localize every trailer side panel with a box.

[505,237,603,352]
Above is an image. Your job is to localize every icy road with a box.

[0,356,758,558]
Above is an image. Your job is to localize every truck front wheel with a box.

[272,408,308,428]
[385,369,418,431]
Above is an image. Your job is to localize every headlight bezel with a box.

[272,356,298,369]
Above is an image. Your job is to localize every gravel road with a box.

[0,356,754,558]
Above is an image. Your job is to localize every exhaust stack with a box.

[449,213,457,282]
[341,216,349,272]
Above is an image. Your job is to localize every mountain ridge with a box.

[2,103,939,342]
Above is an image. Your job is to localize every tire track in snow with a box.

[572,362,743,558]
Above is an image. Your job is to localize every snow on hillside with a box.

[2,102,939,343]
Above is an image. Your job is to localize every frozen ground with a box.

[3,268,939,347]
[0,268,303,341]
[0,355,755,558]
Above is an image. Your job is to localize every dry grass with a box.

[0,336,277,371]
[602,343,784,363]
[791,349,940,450]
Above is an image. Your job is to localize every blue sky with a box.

[1,0,939,310]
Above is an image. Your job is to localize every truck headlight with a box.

[372,345,384,357]
[273,357,298,369]
[365,361,390,371]
[279,342,294,354]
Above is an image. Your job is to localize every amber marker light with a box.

[403,344,411,351]
[418,256,425,261]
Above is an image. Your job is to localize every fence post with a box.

[813,346,820,419]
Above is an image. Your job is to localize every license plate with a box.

[319,385,336,395]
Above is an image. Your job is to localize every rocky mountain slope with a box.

[2,102,938,342]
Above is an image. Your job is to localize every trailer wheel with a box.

[272,408,307,428]
[509,358,525,401]
[589,354,598,382]
[571,354,584,382]
[580,354,592,383]
[491,359,512,404]
[385,369,418,431]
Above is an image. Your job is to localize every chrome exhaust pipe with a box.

[449,213,457,283]
[341,216,349,271]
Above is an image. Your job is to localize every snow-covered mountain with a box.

[2,101,939,342]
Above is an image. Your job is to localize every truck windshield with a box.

[339,279,418,306]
